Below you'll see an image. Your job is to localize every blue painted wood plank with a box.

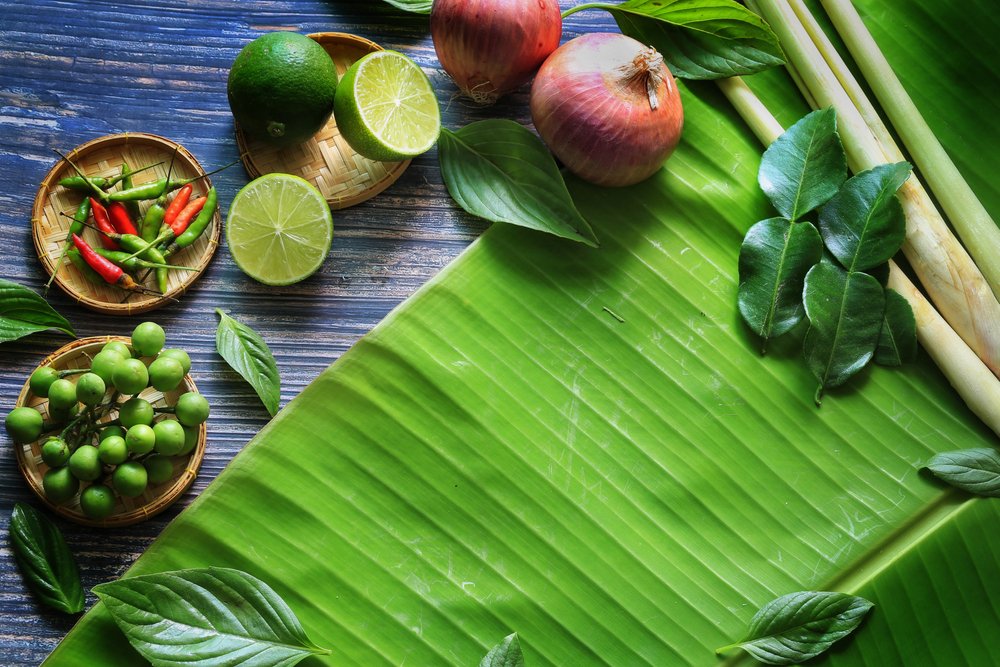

[0,1,613,663]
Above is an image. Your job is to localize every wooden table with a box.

[0,1,609,663]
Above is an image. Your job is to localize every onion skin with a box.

[431,0,562,105]
[530,33,684,187]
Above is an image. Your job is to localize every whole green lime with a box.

[227,32,338,147]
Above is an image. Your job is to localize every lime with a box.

[227,32,338,147]
[226,174,333,285]
[333,50,440,162]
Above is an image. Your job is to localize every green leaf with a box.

[802,262,885,398]
[875,288,917,366]
[818,162,912,272]
[718,591,873,665]
[41,2,1000,664]
[215,309,280,416]
[738,218,822,347]
[578,0,785,80]
[93,567,329,667]
[480,633,524,667]
[379,0,431,14]
[0,278,75,343]
[438,121,598,247]
[758,108,847,221]
[924,449,1000,497]
[9,503,84,614]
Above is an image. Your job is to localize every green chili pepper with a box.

[57,161,162,192]
[107,160,237,202]
[92,248,196,274]
[141,192,168,242]
[44,198,92,294]
[167,187,217,254]
[120,163,142,223]
[66,248,105,285]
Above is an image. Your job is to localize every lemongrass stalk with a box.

[752,0,1000,378]
[784,0,901,161]
[820,0,1000,300]
[716,75,1000,436]
[887,265,1000,436]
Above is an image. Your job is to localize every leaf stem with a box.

[561,2,611,19]
[750,0,1000,378]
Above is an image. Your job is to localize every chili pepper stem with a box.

[52,149,108,201]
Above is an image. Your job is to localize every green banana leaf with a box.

[46,0,1000,665]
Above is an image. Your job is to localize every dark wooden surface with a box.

[0,2,609,664]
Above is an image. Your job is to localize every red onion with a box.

[431,0,562,105]
[530,33,684,187]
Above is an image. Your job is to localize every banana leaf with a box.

[45,0,1000,664]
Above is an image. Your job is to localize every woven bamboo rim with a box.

[32,133,222,315]
[14,336,207,528]
[235,32,411,210]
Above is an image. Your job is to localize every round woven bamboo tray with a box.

[32,133,222,315]
[235,32,410,209]
[14,336,207,528]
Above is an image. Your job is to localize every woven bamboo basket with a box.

[32,133,222,315]
[14,336,207,528]
[235,32,410,209]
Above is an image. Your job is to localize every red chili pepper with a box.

[169,196,206,236]
[163,183,193,227]
[107,201,139,236]
[89,198,120,250]
[72,233,121,282]
[72,233,160,296]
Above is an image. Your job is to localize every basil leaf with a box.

[0,278,75,344]
[379,0,431,14]
[439,121,598,247]
[480,633,524,667]
[738,218,823,348]
[875,288,917,366]
[924,448,1000,497]
[718,591,873,665]
[10,502,84,614]
[758,108,847,222]
[93,567,329,667]
[215,309,280,417]
[819,162,912,272]
[583,0,785,80]
[803,262,885,400]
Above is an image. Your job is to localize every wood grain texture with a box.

[0,1,610,663]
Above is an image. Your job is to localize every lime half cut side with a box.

[226,174,333,286]
[334,50,441,162]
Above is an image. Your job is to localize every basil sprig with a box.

[439,120,599,247]
[717,590,874,665]
[10,502,84,614]
[94,567,329,667]
[481,633,525,667]
[0,278,75,344]
[924,448,1000,497]
[215,309,281,417]
[737,108,917,401]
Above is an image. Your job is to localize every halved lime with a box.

[226,174,333,285]
[333,50,441,162]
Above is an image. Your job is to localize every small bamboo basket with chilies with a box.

[32,133,224,315]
